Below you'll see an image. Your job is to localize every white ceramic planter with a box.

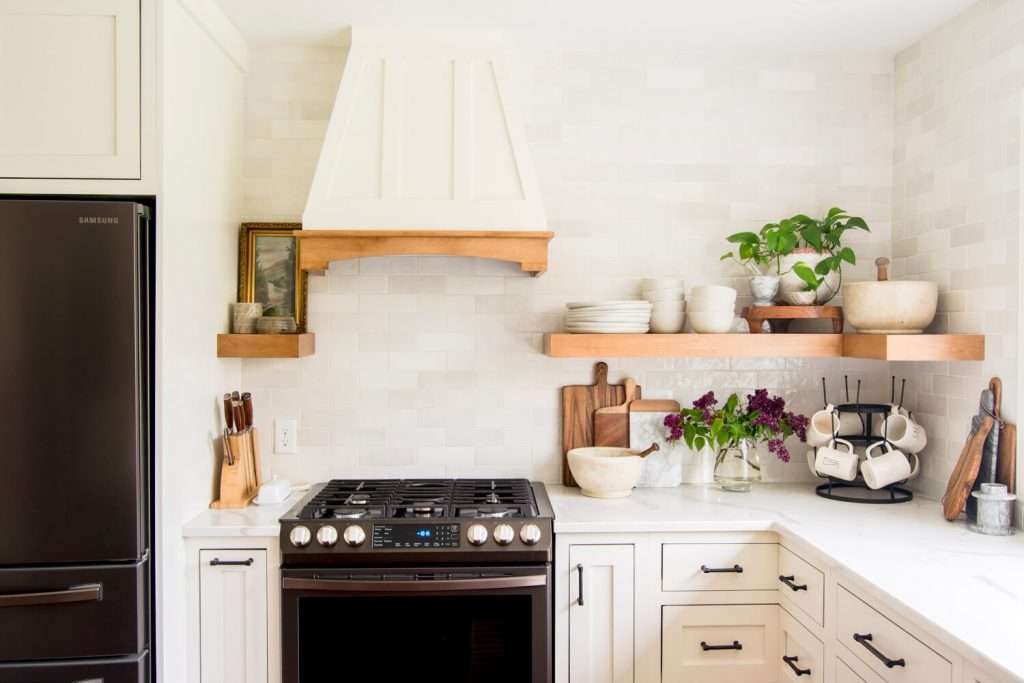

[777,250,840,305]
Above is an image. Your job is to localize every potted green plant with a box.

[664,390,809,492]
[723,208,870,306]
[720,219,799,306]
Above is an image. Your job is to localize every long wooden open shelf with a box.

[217,333,315,358]
[544,333,984,361]
[293,230,554,275]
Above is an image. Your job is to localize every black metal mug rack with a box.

[812,376,914,504]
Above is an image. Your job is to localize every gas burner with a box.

[456,506,526,519]
[393,505,448,518]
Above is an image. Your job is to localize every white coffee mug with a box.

[813,438,858,481]
[861,442,920,489]
[877,411,927,453]
[806,406,864,447]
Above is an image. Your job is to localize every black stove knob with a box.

[343,525,366,547]
[493,524,515,545]
[289,525,312,548]
[316,525,339,547]
[467,524,489,546]
[520,524,542,546]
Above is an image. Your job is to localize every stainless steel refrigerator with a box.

[0,199,152,682]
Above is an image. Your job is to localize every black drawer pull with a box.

[701,640,742,651]
[576,564,584,606]
[783,655,812,676]
[210,558,254,567]
[853,633,905,668]
[779,574,808,591]
[701,564,743,574]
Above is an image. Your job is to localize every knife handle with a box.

[241,392,253,429]
[222,394,233,432]
[232,402,245,435]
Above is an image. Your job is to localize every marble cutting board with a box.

[629,401,684,487]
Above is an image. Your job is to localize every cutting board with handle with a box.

[561,362,641,486]
[628,400,683,487]
[593,378,641,448]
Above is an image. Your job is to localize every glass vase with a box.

[713,439,761,492]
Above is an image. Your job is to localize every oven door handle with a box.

[282,574,547,593]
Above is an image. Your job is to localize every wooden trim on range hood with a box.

[293,229,554,276]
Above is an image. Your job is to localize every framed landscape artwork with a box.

[238,223,308,332]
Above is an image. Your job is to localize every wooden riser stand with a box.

[211,428,263,509]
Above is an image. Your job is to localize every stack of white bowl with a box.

[688,285,737,333]
[565,301,652,333]
[641,278,686,334]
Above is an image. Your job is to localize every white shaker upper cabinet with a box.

[568,544,635,683]
[0,0,141,179]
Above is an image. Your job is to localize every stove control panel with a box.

[372,523,461,549]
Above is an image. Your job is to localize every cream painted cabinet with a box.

[0,0,141,179]
[199,549,268,683]
[662,604,779,683]
[568,544,635,683]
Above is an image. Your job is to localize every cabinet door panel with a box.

[0,0,140,178]
[200,549,268,683]
[568,545,634,683]
[662,604,778,683]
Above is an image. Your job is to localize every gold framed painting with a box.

[238,223,308,332]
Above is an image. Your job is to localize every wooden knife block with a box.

[211,428,263,509]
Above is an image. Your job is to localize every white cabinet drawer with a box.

[779,608,823,683]
[836,585,951,683]
[200,549,268,683]
[779,546,825,626]
[662,543,778,591]
[836,656,873,683]
[662,604,778,682]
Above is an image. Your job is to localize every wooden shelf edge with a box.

[545,333,985,361]
[293,229,554,275]
[217,333,315,358]
[842,334,985,361]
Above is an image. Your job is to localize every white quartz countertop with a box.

[548,484,1024,682]
[182,492,302,538]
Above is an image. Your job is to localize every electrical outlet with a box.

[275,418,298,454]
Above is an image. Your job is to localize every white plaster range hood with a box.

[302,27,548,233]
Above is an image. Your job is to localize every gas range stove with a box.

[279,479,553,566]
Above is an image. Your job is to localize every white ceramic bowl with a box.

[641,278,685,292]
[686,300,735,313]
[690,285,737,306]
[567,447,645,498]
[842,281,938,334]
[643,287,686,302]
[689,310,735,334]
[650,310,685,333]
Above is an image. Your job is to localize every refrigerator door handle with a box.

[0,583,103,608]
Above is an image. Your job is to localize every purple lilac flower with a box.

[664,413,682,429]
[670,426,683,441]
[693,391,717,410]
[784,412,809,442]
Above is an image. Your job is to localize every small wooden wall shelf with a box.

[293,230,554,275]
[544,333,984,362]
[217,333,315,358]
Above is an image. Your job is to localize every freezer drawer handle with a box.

[779,574,808,591]
[283,574,546,593]
[701,564,743,574]
[783,655,812,676]
[853,633,906,668]
[210,557,254,567]
[576,564,584,606]
[701,640,742,652]
[0,583,103,608]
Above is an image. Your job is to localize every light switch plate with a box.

[275,418,298,454]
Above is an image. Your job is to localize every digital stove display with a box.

[372,523,460,549]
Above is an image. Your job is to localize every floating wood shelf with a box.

[217,333,315,358]
[544,333,985,362]
[293,230,554,275]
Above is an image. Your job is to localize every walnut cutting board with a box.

[561,362,641,486]
[593,378,640,449]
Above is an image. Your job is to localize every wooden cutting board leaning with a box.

[593,378,640,449]
[561,362,641,487]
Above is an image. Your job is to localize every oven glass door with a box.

[282,566,551,683]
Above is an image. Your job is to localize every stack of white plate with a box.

[642,278,685,334]
[688,286,737,334]
[565,301,652,333]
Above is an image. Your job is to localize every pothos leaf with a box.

[727,231,760,245]
[840,247,856,265]
[792,262,821,290]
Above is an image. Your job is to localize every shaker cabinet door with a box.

[199,549,268,683]
[0,0,141,179]
[568,545,635,683]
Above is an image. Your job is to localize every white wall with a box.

[891,0,1023,502]
[240,34,896,485]
[157,1,247,680]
